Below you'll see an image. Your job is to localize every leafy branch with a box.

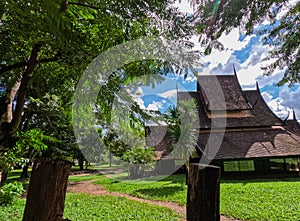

[0,56,60,75]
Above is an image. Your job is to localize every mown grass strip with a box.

[94,175,300,221]
[0,193,181,221]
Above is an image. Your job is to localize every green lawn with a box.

[4,170,300,221]
[94,175,300,221]
[68,174,103,182]
[0,193,181,221]
[64,193,180,221]
[94,174,187,205]
[0,199,25,221]
[6,169,31,180]
[221,179,300,221]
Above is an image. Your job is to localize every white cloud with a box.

[261,91,274,103]
[158,89,178,99]
[279,85,300,113]
[275,0,299,19]
[185,75,197,82]
[223,41,281,88]
[200,29,254,75]
[131,86,146,109]
[261,91,291,120]
[211,54,241,75]
[218,28,254,51]
[255,71,284,87]
[147,101,163,111]
[173,0,194,13]
[244,44,271,67]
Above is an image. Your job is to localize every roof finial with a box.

[283,111,290,122]
[233,64,237,76]
[292,109,297,120]
[255,81,260,92]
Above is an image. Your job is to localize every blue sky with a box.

[136,0,300,122]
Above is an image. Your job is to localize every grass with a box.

[6,169,31,180]
[68,174,103,182]
[63,193,180,221]
[94,174,187,205]
[94,174,300,221]
[220,179,300,221]
[0,199,25,221]
[5,169,102,190]
[4,169,300,220]
[2,170,181,221]
[0,193,181,221]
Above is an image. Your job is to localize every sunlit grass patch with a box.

[95,175,300,221]
[64,193,181,221]
[0,193,181,221]
[93,174,187,205]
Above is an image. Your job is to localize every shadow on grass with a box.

[160,174,186,184]
[117,174,187,185]
[132,185,185,198]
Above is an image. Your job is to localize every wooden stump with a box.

[22,159,72,221]
[187,164,221,221]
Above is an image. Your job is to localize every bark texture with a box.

[187,163,221,221]
[22,159,72,221]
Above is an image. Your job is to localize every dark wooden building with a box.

[146,73,300,176]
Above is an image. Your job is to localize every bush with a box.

[0,182,24,206]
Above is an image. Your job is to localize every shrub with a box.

[0,182,24,206]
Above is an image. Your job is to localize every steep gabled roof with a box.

[285,110,300,136]
[178,90,283,129]
[197,75,251,111]
[198,127,300,160]
[242,89,283,126]
[148,74,300,161]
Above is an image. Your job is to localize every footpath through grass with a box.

[1,172,181,221]
[3,170,300,221]
[0,193,180,221]
[94,174,300,221]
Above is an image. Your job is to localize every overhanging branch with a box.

[9,44,42,134]
[0,57,59,75]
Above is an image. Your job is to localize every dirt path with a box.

[67,179,240,221]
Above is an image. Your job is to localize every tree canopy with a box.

[0,0,194,151]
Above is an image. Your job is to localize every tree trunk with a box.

[187,164,221,221]
[0,170,8,185]
[78,158,84,170]
[22,159,72,221]
[20,163,30,178]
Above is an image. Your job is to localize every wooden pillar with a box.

[22,159,72,221]
[187,164,221,221]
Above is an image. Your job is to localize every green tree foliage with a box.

[164,99,199,165]
[0,1,198,218]
[190,0,300,85]
[0,0,196,162]
[104,104,156,178]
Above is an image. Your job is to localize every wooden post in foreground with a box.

[22,160,72,221]
[187,163,221,221]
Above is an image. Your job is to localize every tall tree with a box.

[0,0,196,220]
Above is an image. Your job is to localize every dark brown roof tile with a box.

[197,75,251,111]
